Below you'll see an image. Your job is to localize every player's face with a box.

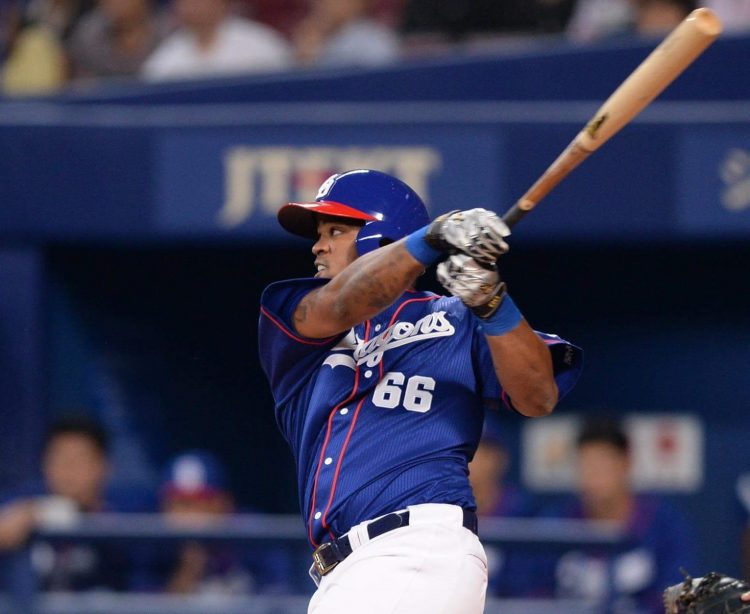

[312,216,360,278]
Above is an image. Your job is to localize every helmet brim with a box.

[278,201,377,239]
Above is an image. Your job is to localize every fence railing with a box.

[1,512,624,614]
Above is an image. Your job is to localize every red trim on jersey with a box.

[320,395,367,533]
[320,295,439,531]
[260,306,337,346]
[307,320,371,547]
[379,294,438,380]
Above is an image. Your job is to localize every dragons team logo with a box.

[315,174,338,199]
[322,311,456,370]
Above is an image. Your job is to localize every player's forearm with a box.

[486,320,558,417]
[294,241,423,337]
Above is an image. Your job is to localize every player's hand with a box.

[437,253,507,319]
[425,208,510,266]
[743,592,750,601]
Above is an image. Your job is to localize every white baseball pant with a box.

[308,503,488,614]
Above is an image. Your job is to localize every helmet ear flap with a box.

[355,221,386,256]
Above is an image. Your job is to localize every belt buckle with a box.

[312,543,339,577]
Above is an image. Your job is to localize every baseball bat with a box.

[501,7,722,228]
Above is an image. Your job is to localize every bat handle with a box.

[502,203,531,229]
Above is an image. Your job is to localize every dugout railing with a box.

[0,512,624,614]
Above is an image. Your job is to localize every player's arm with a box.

[294,208,513,340]
[437,254,558,417]
[484,321,557,417]
[294,240,424,339]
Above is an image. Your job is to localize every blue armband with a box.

[478,294,523,336]
[405,226,443,266]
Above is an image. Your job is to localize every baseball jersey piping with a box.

[307,320,372,547]
[260,305,338,346]
[319,294,439,539]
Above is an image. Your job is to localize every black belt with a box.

[312,508,478,578]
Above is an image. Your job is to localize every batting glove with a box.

[425,208,510,266]
[437,253,507,319]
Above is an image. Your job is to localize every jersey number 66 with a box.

[371,372,436,413]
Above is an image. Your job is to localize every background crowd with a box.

[0,410,746,612]
[1,0,750,95]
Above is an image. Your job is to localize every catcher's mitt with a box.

[663,571,750,614]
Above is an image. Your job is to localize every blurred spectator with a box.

[231,0,309,38]
[293,0,400,68]
[1,17,66,94]
[566,0,635,42]
[24,0,96,43]
[703,0,750,33]
[469,424,538,597]
[568,0,694,42]
[68,0,166,81]
[470,427,532,519]
[537,418,698,613]
[0,1,23,60]
[141,0,292,81]
[132,450,290,594]
[0,0,94,94]
[633,0,695,35]
[0,414,135,591]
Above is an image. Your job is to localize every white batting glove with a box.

[436,254,507,318]
[425,208,510,266]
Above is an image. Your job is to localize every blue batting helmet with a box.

[277,169,430,256]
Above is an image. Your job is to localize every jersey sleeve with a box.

[258,278,343,406]
[472,324,583,412]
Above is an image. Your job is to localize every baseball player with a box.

[258,169,582,613]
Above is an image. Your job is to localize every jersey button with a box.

[340,408,349,415]
[324,457,333,465]
[314,511,322,520]
[375,324,382,331]
[364,370,373,378]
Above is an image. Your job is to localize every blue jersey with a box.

[259,278,582,548]
[534,496,698,613]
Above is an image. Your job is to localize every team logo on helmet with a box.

[316,174,338,200]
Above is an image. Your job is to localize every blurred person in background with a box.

[231,0,309,39]
[0,0,94,94]
[293,0,400,68]
[632,0,695,35]
[131,450,290,595]
[141,0,291,81]
[566,0,635,42]
[23,0,96,43]
[703,0,750,33]
[538,418,698,613]
[0,414,135,591]
[568,0,694,42]
[0,1,24,60]
[469,419,540,597]
[469,422,533,520]
[68,0,166,82]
